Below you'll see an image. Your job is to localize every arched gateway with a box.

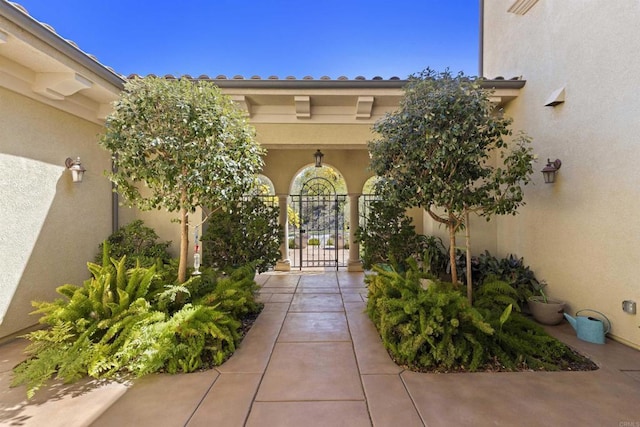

[290,176,347,270]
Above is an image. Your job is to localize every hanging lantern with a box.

[314,149,324,168]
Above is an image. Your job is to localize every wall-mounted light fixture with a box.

[542,158,562,184]
[65,157,86,183]
[314,149,324,168]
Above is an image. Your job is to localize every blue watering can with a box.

[564,309,611,344]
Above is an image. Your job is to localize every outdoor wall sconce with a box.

[542,158,562,183]
[314,149,324,168]
[65,157,86,183]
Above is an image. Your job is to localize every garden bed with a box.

[11,252,263,399]
[388,343,598,374]
[365,262,598,374]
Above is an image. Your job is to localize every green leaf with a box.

[499,304,513,327]
[100,77,266,282]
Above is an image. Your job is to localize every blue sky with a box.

[15,1,479,79]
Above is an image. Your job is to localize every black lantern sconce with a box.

[314,149,324,168]
[65,157,86,183]
[542,158,562,184]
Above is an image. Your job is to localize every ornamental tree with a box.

[368,69,534,298]
[101,77,265,283]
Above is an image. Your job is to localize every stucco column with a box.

[348,193,363,271]
[275,193,291,271]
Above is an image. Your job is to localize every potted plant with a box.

[527,280,566,325]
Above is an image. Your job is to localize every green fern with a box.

[366,263,493,371]
[122,304,240,375]
[475,277,521,313]
[12,253,262,399]
[365,259,592,373]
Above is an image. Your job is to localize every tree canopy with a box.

[101,77,265,282]
[368,69,534,287]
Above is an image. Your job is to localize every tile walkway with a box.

[1,270,640,426]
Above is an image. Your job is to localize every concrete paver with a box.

[289,293,343,312]
[403,368,640,426]
[92,370,219,427]
[1,270,639,426]
[0,372,127,427]
[216,310,286,374]
[278,312,350,342]
[246,401,371,427]
[345,302,403,375]
[362,374,423,427]
[187,373,261,427]
[255,341,364,401]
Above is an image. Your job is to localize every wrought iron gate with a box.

[290,177,347,269]
[358,193,381,231]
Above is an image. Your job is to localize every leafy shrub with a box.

[366,259,595,372]
[308,238,320,246]
[422,235,448,278]
[446,250,542,306]
[325,238,335,246]
[12,248,261,399]
[356,200,445,272]
[461,251,541,306]
[202,198,283,273]
[95,220,171,268]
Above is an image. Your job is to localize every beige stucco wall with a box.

[262,148,373,195]
[0,87,112,339]
[254,123,376,148]
[422,212,498,259]
[484,1,640,348]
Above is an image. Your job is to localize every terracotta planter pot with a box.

[528,296,566,325]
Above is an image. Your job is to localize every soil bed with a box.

[390,347,598,374]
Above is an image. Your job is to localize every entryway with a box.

[289,174,348,270]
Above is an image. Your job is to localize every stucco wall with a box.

[422,211,498,260]
[0,87,112,339]
[253,124,377,148]
[484,1,640,348]
[262,148,373,195]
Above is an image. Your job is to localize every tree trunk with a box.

[448,213,458,285]
[178,205,189,284]
[465,208,472,304]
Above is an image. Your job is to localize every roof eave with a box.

[131,75,526,90]
[1,1,125,89]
